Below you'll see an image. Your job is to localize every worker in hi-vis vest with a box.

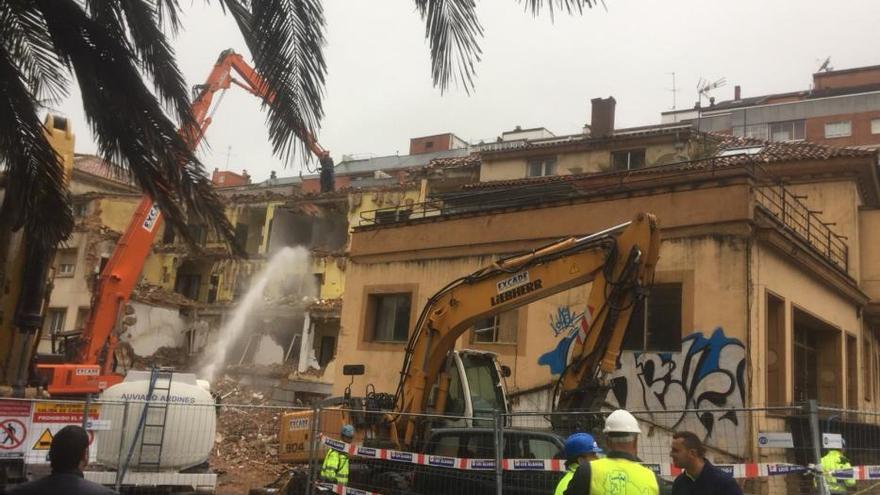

[820,439,856,494]
[564,409,660,495]
[321,424,354,485]
[556,432,603,495]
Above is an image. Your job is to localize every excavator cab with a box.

[429,350,509,426]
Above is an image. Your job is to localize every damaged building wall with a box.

[124,302,188,356]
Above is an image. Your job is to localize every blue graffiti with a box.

[538,333,577,375]
[539,306,586,374]
[549,306,581,337]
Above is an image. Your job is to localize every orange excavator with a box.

[37,49,334,395]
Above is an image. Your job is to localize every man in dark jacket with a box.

[6,425,116,495]
[669,431,742,495]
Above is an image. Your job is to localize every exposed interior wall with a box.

[125,302,187,356]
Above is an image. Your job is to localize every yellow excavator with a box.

[278,212,660,470]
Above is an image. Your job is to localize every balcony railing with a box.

[755,185,849,273]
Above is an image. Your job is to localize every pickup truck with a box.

[406,427,567,495]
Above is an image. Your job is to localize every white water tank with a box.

[96,371,216,470]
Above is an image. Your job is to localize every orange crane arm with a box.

[38,50,331,395]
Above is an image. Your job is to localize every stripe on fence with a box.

[320,435,809,478]
[316,482,381,495]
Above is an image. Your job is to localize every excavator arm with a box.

[39,50,333,395]
[394,212,660,444]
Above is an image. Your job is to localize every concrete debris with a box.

[131,282,199,308]
[127,345,192,370]
[211,377,286,493]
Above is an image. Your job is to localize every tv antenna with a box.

[817,56,833,73]
[667,72,679,110]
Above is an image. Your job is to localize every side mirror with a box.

[343,364,365,376]
[500,365,512,378]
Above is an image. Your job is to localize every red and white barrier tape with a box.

[320,435,814,479]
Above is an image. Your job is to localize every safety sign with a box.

[0,400,31,457]
[25,401,100,464]
[32,429,53,450]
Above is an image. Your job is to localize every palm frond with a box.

[86,0,195,132]
[0,1,68,105]
[219,0,328,165]
[518,0,601,18]
[36,0,238,252]
[0,39,73,250]
[414,0,483,94]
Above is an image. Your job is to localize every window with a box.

[375,209,412,224]
[734,123,769,141]
[611,149,646,171]
[73,202,90,218]
[847,334,857,408]
[872,119,880,135]
[56,249,77,277]
[825,121,852,138]
[368,293,411,342]
[44,309,65,335]
[424,141,434,150]
[75,307,90,330]
[864,339,873,402]
[471,311,517,344]
[526,158,557,177]
[769,120,805,142]
[623,284,682,352]
[161,225,176,244]
[766,293,787,405]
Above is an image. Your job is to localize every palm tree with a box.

[0,0,600,251]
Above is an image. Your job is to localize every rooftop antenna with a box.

[817,56,833,73]
[667,72,679,111]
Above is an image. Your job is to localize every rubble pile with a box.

[211,377,286,493]
[131,282,199,308]
[128,346,192,370]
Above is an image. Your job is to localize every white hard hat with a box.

[603,409,642,434]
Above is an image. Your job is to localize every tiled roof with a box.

[73,154,130,183]
[426,153,481,170]
[464,136,877,190]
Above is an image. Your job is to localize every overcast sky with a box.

[57,0,880,182]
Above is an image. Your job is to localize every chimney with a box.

[734,85,741,101]
[242,169,250,184]
[270,171,277,180]
[590,97,616,138]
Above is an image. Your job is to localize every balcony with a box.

[755,185,849,272]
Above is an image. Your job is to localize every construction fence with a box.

[2,398,880,494]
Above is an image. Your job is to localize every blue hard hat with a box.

[564,433,602,458]
[341,424,355,438]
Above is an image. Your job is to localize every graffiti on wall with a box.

[606,327,746,439]
[538,305,746,442]
[538,305,592,375]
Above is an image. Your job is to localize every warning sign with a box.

[32,429,53,450]
[25,402,100,464]
[33,402,100,423]
[0,419,26,450]
[0,400,31,458]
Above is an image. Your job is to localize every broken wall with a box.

[125,302,187,356]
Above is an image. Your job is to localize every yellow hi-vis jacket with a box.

[589,456,659,495]
[821,450,855,494]
[320,448,349,485]
[555,463,579,495]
